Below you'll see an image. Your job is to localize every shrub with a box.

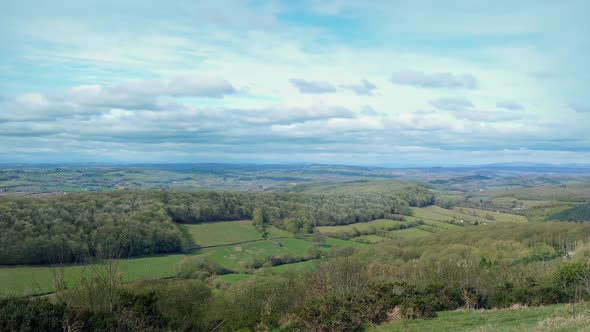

[0,297,65,332]
[177,256,231,280]
[295,295,366,332]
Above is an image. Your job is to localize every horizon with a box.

[1,161,590,170]
[1,1,589,164]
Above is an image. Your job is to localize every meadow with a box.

[371,303,590,332]
[0,220,363,295]
[179,220,293,247]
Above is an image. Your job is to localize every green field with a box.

[180,220,293,247]
[0,221,363,295]
[215,273,252,285]
[215,260,320,285]
[0,254,185,296]
[196,237,312,270]
[353,234,389,243]
[386,227,432,239]
[453,206,527,223]
[268,259,319,273]
[412,206,525,224]
[371,303,590,332]
[316,219,413,235]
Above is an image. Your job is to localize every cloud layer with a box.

[0,0,588,165]
[391,71,478,89]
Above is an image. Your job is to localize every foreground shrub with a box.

[295,295,366,332]
[0,297,65,332]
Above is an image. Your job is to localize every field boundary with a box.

[185,236,294,252]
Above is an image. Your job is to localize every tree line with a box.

[0,186,434,264]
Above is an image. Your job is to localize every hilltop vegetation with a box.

[0,184,433,264]
[1,165,590,331]
[3,222,590,331]
[552,203,590,222]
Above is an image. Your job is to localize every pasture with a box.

[372,302,590,332]
[0,220,363,295]
[180,220,293,247]
[316,219,414,235]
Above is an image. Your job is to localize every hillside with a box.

[552,203,590,222]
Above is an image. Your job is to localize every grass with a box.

[370,303,590,332]
[196,236,364,271]
[353,235,389,243]
[0,254,185,296]
[316,219,413,235]
[215,273,252,284]
[268,259,319,273]
[453,207,528,223]
[387,227,432,239]
[0,234,357,295]
[289,180,410,194]
[492,197,551,208]
[412,206,525,224]
[0,220,363,295]
[179,220,293,247]
[323,236,367,248]
[195,238,313,271]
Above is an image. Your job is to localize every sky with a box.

[1,0,589,166]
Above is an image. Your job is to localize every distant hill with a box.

[552,203,590,222]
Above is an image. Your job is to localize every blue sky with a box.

[1,0,589,165]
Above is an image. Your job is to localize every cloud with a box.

[339,80,377,95]
[290,78,377,95]
[496,101,524,110]
[429,97,474,111]
[66,77,235,109]
[570,103,589,113]
[391,70,478,89]
[289,79,337,94]
[428,97,520,122]
[457,110,521,122]
[1,1,589,165]
[122,77,236,98]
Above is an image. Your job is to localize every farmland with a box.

[179,220,293,247]
[0,219,363,295]
[1,164,590,331]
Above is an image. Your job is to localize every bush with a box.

[400,294,438,320]
[295,295,366,332]
[0,297,65,332]
[176,256,231,280]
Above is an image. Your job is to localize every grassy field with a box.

[289,180,410,194]
[371,303,590,332]
[196,237,313,270]
[386,227,432,239]
[316,209,473,243]
[0,254,185,296]
[316,219,414,235]
[215,260,320,285]
[412,206,525,224]
[353,235,389,243]
[492,196,552,208]
[0,222,363,295]
[195,236,365,272]
[488,183,590,202]
[180,220,293,247]
[268,259,319,273]
[453,207,528,223]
